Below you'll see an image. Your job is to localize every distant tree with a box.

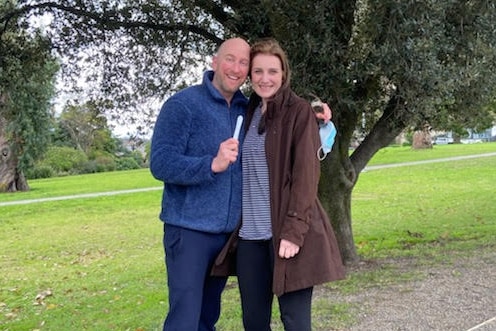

[0,1,58,192]
[2,1,496,262]
[53,100,116,155]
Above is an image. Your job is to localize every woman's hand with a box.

[279,239,300,259]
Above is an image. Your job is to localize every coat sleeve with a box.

[279,102,321,247]
[149,98,216,185]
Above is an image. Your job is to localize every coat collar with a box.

[246,86,297,132]
[248,87,296,119]
[263,86,296,119]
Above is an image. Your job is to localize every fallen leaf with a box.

[34,289,53,305]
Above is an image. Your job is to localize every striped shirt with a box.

[239,106,272,240]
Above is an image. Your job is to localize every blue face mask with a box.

[318,122,337,160]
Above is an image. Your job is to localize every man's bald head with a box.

[211,38,250,103]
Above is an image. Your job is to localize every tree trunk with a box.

[0,117,30,193]
[319,96,410,265]
[319,178,358,264]
[319,146,360,265]
[0,149,30,193]
[412,124,433,149]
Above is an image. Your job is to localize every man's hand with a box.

[279,239,300,259]
[315,103,332,123]
[211,138,239,173]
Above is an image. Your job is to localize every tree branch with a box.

[1,2,224,44]
[350,93,410,173]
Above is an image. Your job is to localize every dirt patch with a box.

[319,250,496,330]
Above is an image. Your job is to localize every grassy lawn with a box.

[0,143,495,330]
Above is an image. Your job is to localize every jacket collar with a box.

[266,86,295,119]
[246,86,295,130]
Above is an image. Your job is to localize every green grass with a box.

[0,193,165,330]
[1,143,495,330]
[353,156,496,258]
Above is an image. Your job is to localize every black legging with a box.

[236,239,313,331]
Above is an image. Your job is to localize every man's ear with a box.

[211,55,218,71]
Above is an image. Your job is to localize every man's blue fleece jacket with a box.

[150,71,248,234]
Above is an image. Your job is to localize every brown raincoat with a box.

[212,87,345,296]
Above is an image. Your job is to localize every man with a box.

[150,37,251,331]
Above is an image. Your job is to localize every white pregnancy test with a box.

[233,115,243,140]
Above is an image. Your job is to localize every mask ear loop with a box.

[318,146,327,161]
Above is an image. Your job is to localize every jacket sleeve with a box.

[149,98,216,185]
[280,102,321,247]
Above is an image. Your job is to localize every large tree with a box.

[2,0,495,263]
[0,1,58,192]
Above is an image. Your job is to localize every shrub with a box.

[25,165,55,179]
[41,146,88,173]
[79,160,99,174]
[93,154,116,172]
[116,157,141,170]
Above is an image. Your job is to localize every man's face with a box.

[211,38,250,102]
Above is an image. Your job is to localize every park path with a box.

[0,186,162,207]
[364,151,496,170]
[328,250,496,331]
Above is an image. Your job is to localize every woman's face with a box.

[250,53,283,100]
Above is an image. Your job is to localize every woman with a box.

[231,38,345,331]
